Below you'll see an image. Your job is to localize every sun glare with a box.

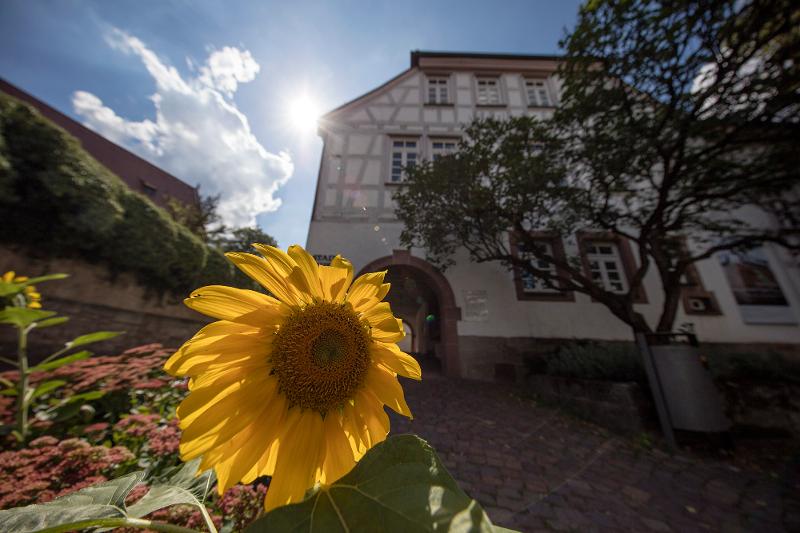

[288,94,321,135]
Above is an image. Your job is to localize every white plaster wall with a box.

[308,62,800,347]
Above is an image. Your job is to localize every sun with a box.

[287,94,321,134]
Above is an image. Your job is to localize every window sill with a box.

[424,102,455,107]
[475,104,507,109]
[527,105,556,110]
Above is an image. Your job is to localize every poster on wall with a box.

[463,290,489,322]
[717,246,797,325]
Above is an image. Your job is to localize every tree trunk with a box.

[656,285,682,333]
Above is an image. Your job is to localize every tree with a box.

[214,226,278,253]
[395,0,799,334]
[165,191,226,243]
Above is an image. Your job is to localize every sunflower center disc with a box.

[271,301,371,413]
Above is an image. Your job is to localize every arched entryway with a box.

[359,250,461,378]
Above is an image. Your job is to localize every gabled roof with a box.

[0,78,199,208]
[320,50,563,122]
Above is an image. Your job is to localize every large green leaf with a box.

[127,458,217,533]
[0,471,143,533]
[29,350,91,373]
[246,435,515,533]
[0,308,55,328]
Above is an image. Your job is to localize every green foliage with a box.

[704,349,800,385]
[214,226,278,253]
[0,91,251,295]
[0,459,217,533]
[247,435,513,533]
[533,341,646,384]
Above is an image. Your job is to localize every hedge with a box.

[0,90,255,295]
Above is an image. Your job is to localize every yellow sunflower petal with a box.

[318,255,353,303]
[354,389,390,448]
[225,252,305,306]
[365,364,413,418]
[346,271,390,312]
[252,244,318,302]
[362,303,405,343]
[286,244,324,300]
[263,409,326,511]
[2,271,14,282]
[341,400,368,457]
[319,410,356,485]
[165,331,269,377]
[370,341,422,380]
[183,285,288,326]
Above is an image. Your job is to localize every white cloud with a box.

[73,28,293,228]
[199,46,260,96]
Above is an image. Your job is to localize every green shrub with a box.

[541,341,646,383]
[704,349,800,384]
[0,90,251,295]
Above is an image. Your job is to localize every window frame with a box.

[428,137,459,162]
[475,76,505,107]
[387,136,420,184]
[510,232,574,301]
[425,75,452,105]
[524,78,554,107]
[577,232,648,303]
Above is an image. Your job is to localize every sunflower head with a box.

[165,244,421,511]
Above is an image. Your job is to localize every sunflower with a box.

[2,271,42,309]
[165,244,421,510]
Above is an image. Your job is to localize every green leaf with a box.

[0,387,17,396]
[64,390,105,404]
[65,331,123,349]
[0,281,22,298]
[18,273,69,286]
[128,458,217,533]
[30,351,91,373]
[0,308,55,328]
[31,380,66,399]
[246,435,513,533]
[0,471,143,533]
[32,317,69,329]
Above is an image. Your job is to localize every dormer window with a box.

[140,179,158,198]
[476,77,502,105]
[525,78,552,107]
[427,76,450,104]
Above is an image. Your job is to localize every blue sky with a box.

[0,0,582,247]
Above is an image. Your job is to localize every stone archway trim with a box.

[358,250,462,378]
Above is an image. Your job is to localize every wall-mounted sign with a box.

[312,254,336,266]
[463,290,489,322]
[718,246,797,325]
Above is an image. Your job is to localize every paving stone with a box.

[387,373,798,533]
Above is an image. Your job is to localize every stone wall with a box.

[0,246,208,360]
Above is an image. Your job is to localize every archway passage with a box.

[359,250,461,378]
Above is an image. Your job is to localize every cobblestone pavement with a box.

[389,373,800,532]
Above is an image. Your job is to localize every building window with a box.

[389,138,418,183]
[430,139,457,161]
[427,76,449,104]
[518,241,559,293]
[476,77,502,105]
[140,180,158,198]
[511,234,573,301]
[585,241,628,293]
[525,79,552,107]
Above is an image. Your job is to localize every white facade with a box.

[307,52,800,380]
